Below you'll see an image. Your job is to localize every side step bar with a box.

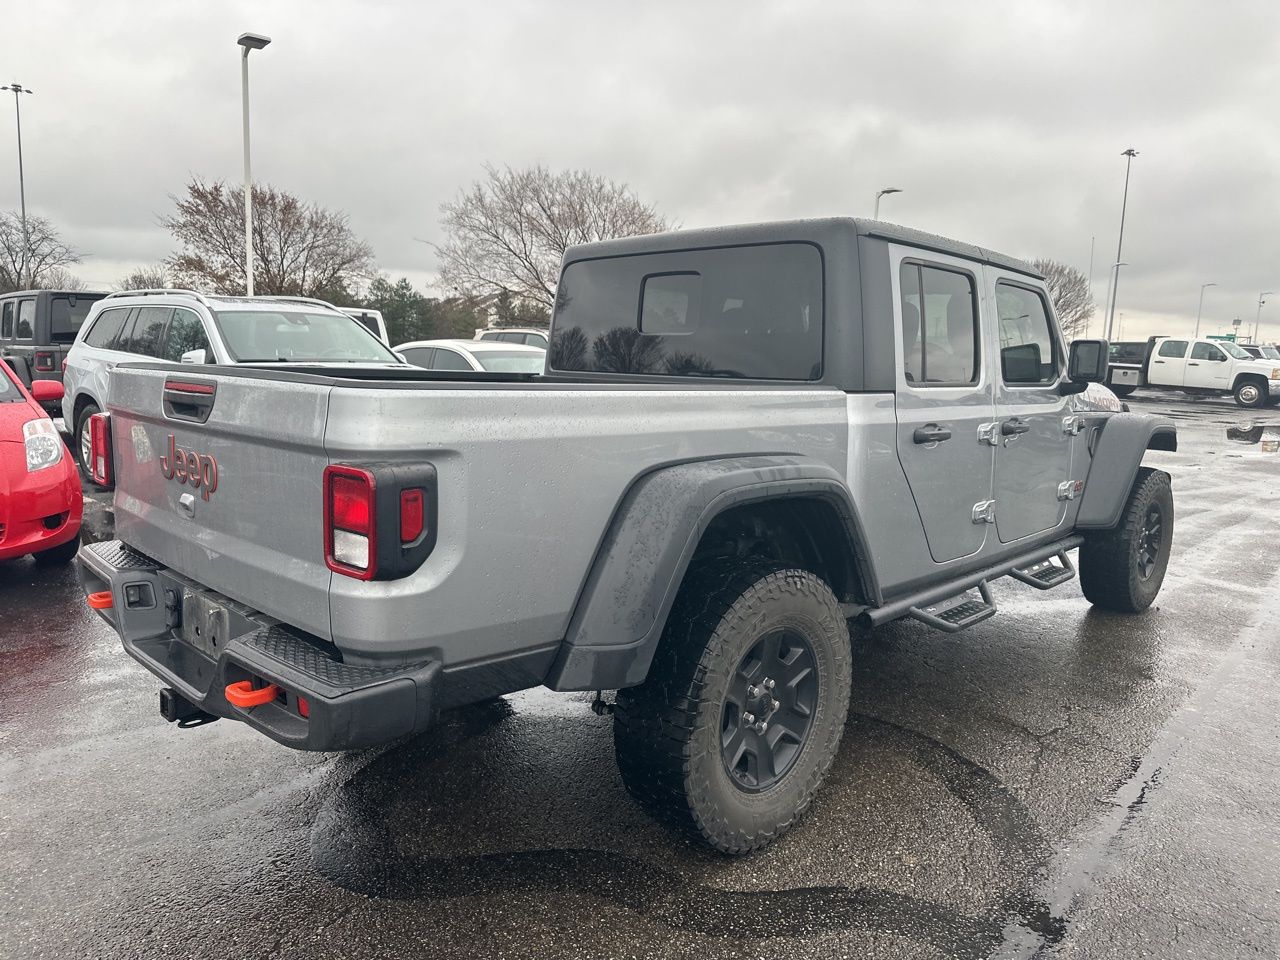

[909,580,996,633]
[860,535,1083,630]
[1009,550,1076,590]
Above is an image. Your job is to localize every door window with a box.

[899,262,979,385]
[398,347,435,368]
[1189,342,1225,361]
[1,302,12,338]
[84,308,131,348]
[1157,340,1188,359]
[161,308,212,361]
[16,300,35,339]
[995,283,1057,384]
[129,306,172,358]
[431,349,473,371]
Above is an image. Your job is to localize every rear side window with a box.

[549,242,823,380]
[399,347,435,368]
[899,262,979,385]
[1,302,12,338]
[84,308,131,348]
[1157,340,1188,359]
[430,349,472,371]
[50,294,103,343]
[996,283,1057,384]
[16,300,34,339]
[127,306,172,358]
[162,308,212,361]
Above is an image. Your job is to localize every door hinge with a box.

[971,499,996,524]
[977,422,999,446]
[1057,480,1084,501]
[1062,416,1085,436]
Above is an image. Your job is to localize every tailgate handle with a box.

[225,681,280,708]
[163,378,217,424]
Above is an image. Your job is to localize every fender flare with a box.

[544,455,877,691]
[1075,413,1177,529]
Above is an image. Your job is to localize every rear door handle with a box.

[1001,419,1031,437]
[913,424,952,444]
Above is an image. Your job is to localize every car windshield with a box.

[213,310,401,363]
[0,364,18,402]
[1221,342,1251,360]
[474,350,546,373]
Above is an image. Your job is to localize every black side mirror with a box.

[1061,338,1108,395]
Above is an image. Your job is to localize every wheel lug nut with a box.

[764,679,775,690]
[770,699,780,712]
[743,712,755,725]
[753,721,767,734]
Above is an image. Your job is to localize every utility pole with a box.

[1105,148,1139,340]
[2,83,34,288]
[237,33,272,296]
[1255,292,1273,343]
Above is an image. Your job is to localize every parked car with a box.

[395,338,546,373]
[63,290,407,473]
[475,327,550,348]
[0,359,81,564]
[0,289,109,410]
[1239,343,1280,361]
[1108,335,1280,406]
[79,217,1175,855]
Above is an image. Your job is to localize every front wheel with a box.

[1234,379,1267,408]
[613,561,851,854]
[1079,467,1173,613]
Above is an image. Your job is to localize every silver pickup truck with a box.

[79,218,1177,854]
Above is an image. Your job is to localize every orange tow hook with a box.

[86,591,114,610]
[224,680,281,708]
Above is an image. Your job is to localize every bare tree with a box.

[436,164,671,310]
[42,266,88,291]
[1032,258,1095,339]
[0,211,82,292]
[162,179,375,299]
[118,265,171,291]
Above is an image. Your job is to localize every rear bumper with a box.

[77,539,440,751]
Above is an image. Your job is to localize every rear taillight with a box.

[89,413,113,487]
[34,352,54,372]
[400,488,425,543]
[324,465,377,579]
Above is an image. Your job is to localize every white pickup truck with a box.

[1107,335,1280,407]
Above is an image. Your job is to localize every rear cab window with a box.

[549,242,823,380]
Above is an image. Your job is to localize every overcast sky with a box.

[5,1,1279,340]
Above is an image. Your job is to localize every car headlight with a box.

[23,418,63,473]
[1272,368,1280,379]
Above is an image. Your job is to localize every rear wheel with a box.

[75,402,100,476]
[613,560,851,854]
[1234,378,1267,408]
[33,533,80,566]
[1079,467,1173,613]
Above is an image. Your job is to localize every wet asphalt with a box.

[2,393,1279,959]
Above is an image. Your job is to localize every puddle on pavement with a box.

[1225,421,1280,453]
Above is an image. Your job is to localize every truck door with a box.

[892,248,995,563]
[1184,340,1231,390]
[988,271,1075,544]
[1149,339,1189,386]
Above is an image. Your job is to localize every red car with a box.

[0,359,82,564]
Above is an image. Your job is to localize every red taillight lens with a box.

[89,413,113,486]
[324,465,376,579]
[400,488,425,543]
[35,352,54,372]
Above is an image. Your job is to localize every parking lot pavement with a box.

[2,394,1279,959]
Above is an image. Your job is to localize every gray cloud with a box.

[3,0,1278,338]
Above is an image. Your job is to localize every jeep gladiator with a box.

[79,218,1177,853]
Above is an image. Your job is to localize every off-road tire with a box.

[1079,467,1173,613]
[1234,378,1267,408]
[613,560,851,854]
[75,402,100,476]
[33,534,80,565]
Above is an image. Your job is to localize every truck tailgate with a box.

[107,366,334,639]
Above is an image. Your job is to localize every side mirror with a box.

[180,348,208,364]
[30,379,64,402]
[1067,338,1108,382]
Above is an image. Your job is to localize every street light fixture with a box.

[1105,148,1139,339]
[1254,292,1273,343]
[237,32,272,296]
[874,187,902,220]
[1,83,34,289]
[1193,282,1217,338]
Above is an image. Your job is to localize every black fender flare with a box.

[1075,413,1177,529]
[544,455,877,691]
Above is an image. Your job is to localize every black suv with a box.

[0,289,108,410]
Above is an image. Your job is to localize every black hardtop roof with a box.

[562,217,1042,279]
[0,288,109,298]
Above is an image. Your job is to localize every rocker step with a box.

[1009,550,1076,590]
[909,581,997,633]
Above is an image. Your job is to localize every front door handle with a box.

[913,424,953,444]
[1001,418,1031,437]
[1187,362,1200,366]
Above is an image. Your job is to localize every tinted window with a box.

[1190,342,1224,361]
[16,300,35,339]
[523,333,547,347]
[129,306,171,358]
[1157,340,1188,359]
[549,243,823,380]
[900,262,979,385]
[474,350,545,373]
[350,314,379,336]
[399,347,434,368]
[1,302,12,338]
[50,294,105,343]
[162,308,212,361]
[996,283,1057,384]
[84,308,131,349]
[430,348,472,371]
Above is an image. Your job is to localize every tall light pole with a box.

[1105,262,1127,339]
[1254,292,1273,343]
[1085,235,1096,337]
[1105,148,1139,338]
[1193,282,1216,338]
[237,33,271,296]
[874,187,902,220]
[1,83,34,289]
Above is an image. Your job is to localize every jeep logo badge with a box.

[161,434,219,501]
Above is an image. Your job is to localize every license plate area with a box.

[177,585,259,659]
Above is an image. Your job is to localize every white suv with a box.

[63,289,405,471]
